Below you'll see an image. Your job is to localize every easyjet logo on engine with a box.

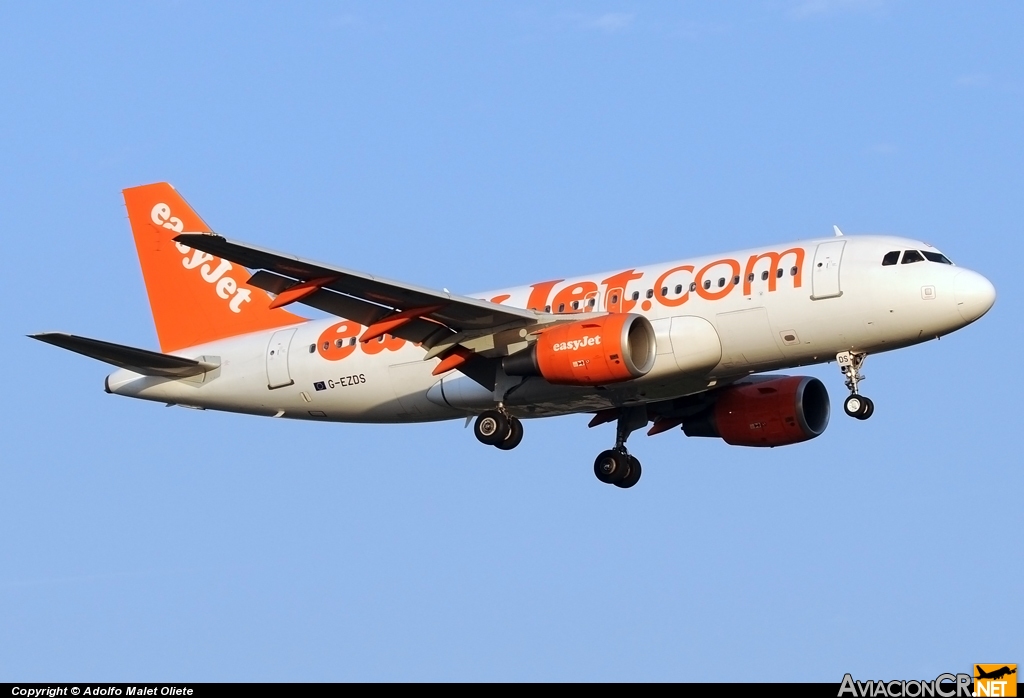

[552,336,602,352]
[152,203,253,313]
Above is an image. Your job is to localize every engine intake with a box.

[503,313,656,386]
[683,375,830,447]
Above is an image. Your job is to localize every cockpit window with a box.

[901,250,925,264]
[922,251,953,265]
[882,251,900,266]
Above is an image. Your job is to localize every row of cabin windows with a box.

[311,335,387,352]
[542,265,802,312]
[303,263,809,341]
[307,264,808,329]
[649,266,799,296]
[881,249,953,266]
[544,297,599,313]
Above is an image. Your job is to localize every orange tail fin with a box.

[123,182,304,353]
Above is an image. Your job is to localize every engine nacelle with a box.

[503,313,656,386]
[683,375,830,447]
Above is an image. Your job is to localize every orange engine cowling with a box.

[683,376,830,447]
[503,313,656,386]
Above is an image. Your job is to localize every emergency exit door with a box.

[266,328,297,389]
[811,240,846,300]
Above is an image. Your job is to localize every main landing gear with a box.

[593,405,647,489]
[474,404,646,489]
[474,409,524,450]
[837,351,874,420]
[594,450,641,489]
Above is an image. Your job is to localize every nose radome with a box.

[954,270,996,323]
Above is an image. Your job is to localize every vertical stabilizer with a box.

[123,183,304,353]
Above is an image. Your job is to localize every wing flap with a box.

[30,333,217,378]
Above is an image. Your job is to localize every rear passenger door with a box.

[266,328,297,389]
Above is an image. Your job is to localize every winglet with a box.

[833,225,844,237]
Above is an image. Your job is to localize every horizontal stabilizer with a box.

[30,333,217,378]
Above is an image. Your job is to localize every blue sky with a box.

[1,1,1020,681]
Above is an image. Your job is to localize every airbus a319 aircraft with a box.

[34,183,996,488]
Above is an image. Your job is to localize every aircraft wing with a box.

[174,233,542,351]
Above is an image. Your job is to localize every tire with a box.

[594,449,629,484]
[615,456,642,489]
[495,416,524,450]
[857,397,875,421]
[474,411,510,446]
[844,395,864,419]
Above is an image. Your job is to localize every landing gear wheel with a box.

[594,449,630,484]
[858,396,874,420]
[495,416,524,450]
[474,410,510,446]
[844,394,873,420]
[615,456,642,489]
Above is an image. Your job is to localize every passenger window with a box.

[335,339,345,348]
[309,344,315,353]
[646,289,654,299]
[881,251,900,266]
[790,266,798,276]
[674,284,682,295]
[544,305,551,313]
[588,297,596,307]
[661,286,668,296]
[733,275,740,285]
[776,268,783,279]
[761,271,769,281]
[747,273,755,283]
[717,277,725,288]
[350,337,357,346]
[901,250,925,264]
[689,282,697,293]
[558,303,565,313]
[322,341,329,351]
[571,300,579,310]
[703,279,711,290]
[609,295,618,305]
[922,251,953,265]
[631,291,640,301]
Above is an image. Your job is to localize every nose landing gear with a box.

[593,405,647,488]
[843,394,874,420]
[474,408,524,450]
[837,351,874,420]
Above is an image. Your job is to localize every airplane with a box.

[976,666,1016,681]
[32,182,996,489]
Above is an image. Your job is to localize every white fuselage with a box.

[105,235,994,423]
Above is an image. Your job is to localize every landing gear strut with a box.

[837,351,874,420]
[593,406,646,489]
[474,408,524,450]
